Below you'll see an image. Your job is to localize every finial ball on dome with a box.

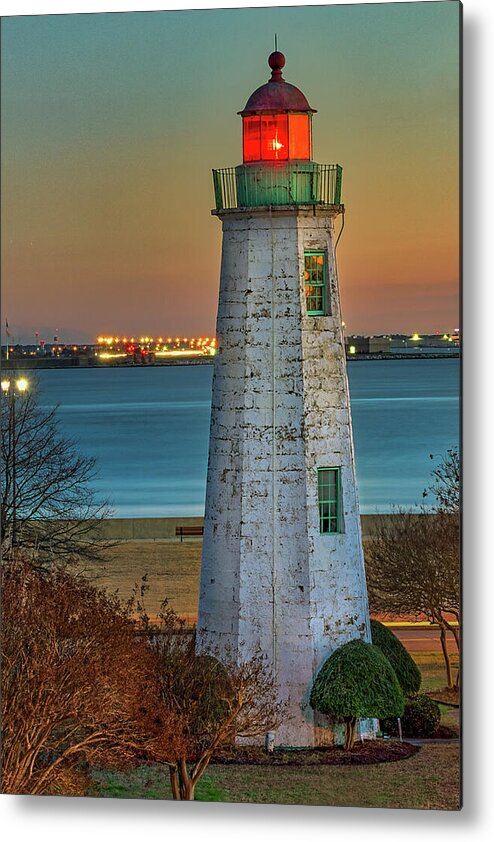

[268,51,286,71]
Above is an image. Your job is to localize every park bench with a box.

[175,525,204,542]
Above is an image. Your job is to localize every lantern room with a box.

[239,51,316,164]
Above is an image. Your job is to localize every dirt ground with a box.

[80,539,202,623]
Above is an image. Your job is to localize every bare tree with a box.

[144,604,286,801]
[425,447,460,514]
[365,449,460,689]
[1,561,166,795]
[1,376,111,567]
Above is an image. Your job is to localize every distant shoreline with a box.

[2,351,459,370]
[347,351,460,361]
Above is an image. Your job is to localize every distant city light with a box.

[93,334,218,360]
[155,349,207,358]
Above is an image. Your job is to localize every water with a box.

[28,359,459,516]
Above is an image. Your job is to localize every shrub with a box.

[310,639,405,750]
[1,561,162,795]
[370,620,421,696]
[146,606,285,800]
[381,694,441,738]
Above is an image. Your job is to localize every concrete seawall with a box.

[98,516,205,541]
[96,514,421,541]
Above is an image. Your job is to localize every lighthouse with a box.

[197,51,371,746]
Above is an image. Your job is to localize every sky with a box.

[1,1,460,343]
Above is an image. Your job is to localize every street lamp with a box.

[1,377,30,549]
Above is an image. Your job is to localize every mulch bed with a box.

[427,688,460,707]
[432,725,460,739]
[213,740,419,767]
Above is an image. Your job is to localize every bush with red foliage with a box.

[1,562,174,795]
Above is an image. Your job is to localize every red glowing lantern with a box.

[240,52,315,165]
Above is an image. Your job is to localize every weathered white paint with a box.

[197,205,371,746]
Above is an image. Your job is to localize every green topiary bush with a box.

[310,639,405,750]
[370,620,422,696]
[381,694,441,738]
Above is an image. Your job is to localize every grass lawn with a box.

[411,651,460,734]
[88,649,460,809]
[412,651,459,694]
[90,743,460,810]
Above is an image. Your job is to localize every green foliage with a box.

[188,653,233,736]
[402,694,441,737]
[381,694,441,738]
[310,639,405,721]
[370,620,421,696]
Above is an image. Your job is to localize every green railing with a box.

[212,163,342,211]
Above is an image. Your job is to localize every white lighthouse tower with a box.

[198,51,371,747]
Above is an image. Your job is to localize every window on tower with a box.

[317,468,342,534]
[304,252,327,315]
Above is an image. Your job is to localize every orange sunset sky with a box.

[1,2,460,344]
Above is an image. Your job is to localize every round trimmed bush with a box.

[310,639,405,749]
[381,694,441,738]
[370,620,422,696]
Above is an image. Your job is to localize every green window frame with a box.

[317,468,341,534]
[304,251,327,316]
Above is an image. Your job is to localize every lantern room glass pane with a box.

[288,114,311,160]
[260,114,288,161]
[243,116,261,162]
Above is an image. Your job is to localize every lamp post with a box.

[1,377,29,549]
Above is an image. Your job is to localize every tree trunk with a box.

[344,717,357,751]
[439,625,454,689]
[179,779,196,801]
[169,766,180,801]
[443,620,460,690]
[451,627,460,690]
[177,757,196,801]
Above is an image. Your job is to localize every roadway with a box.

[391,625,458,653]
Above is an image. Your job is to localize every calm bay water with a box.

[32,359,459,516]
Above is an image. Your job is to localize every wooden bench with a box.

[175,525,204,542]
